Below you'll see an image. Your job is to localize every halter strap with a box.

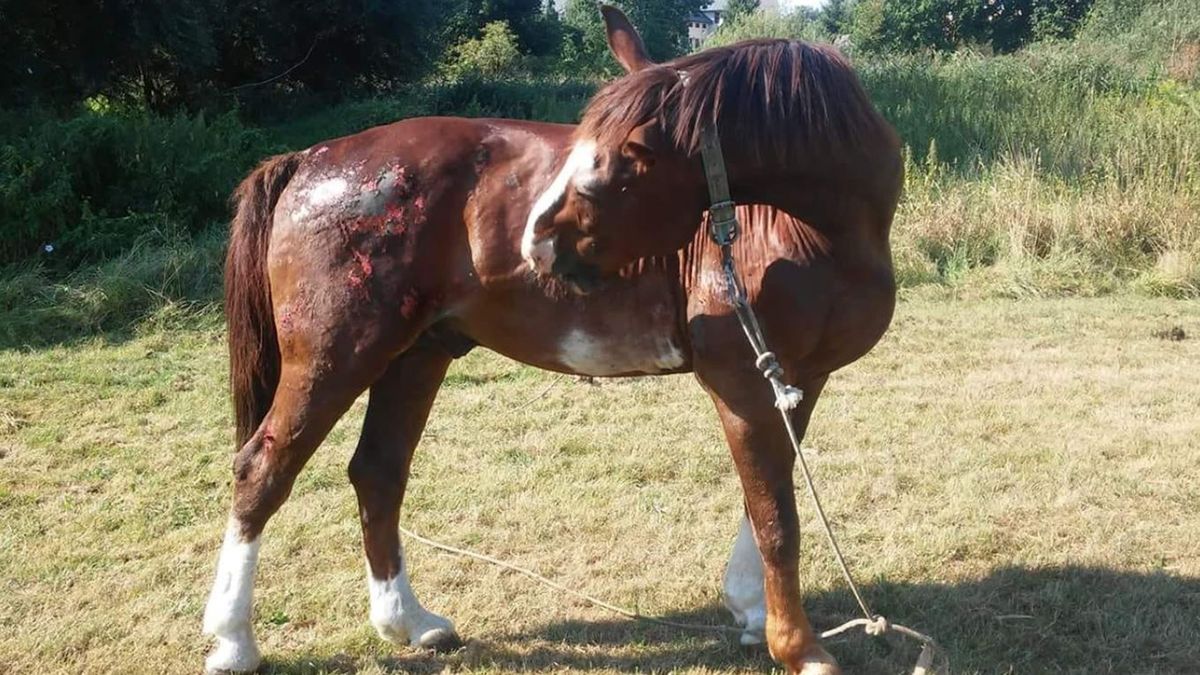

[699,126,738,246]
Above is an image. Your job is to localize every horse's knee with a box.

[751,513,799,569]
[347,447,390,489]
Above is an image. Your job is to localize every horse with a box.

[202,6,902,675]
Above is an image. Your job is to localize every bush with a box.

[0,108,268,265]
[704,8,828,47]
[441,21,525,80]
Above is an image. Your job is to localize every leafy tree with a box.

[725,0,761,22]
[0,0,450,111]
[820,0,852,36]
[563,0,707,68]
[846,0,1095,55]
[441,21,524,79]
[706,7,825,47]
[561,0,613,72]
[849,0,888,51]
[443,0,563,57]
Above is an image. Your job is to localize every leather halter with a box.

[696,124,803,411]
[699,127,739,246]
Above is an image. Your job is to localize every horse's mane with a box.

[576,39,884,166]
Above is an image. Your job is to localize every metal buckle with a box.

[708,199,738,246]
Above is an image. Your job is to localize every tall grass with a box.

[0,228,225,348]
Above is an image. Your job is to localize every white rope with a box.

[398,524,744,636]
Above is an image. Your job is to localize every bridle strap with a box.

[699,126,738,246]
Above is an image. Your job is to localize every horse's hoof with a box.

[797,644,840,675]
[204,632,262,674]
[415,626,463,653]
[739,627,765,645]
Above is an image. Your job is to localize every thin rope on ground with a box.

[398,524,743,636]
[511,374,565,410]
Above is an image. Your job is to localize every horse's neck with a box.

[680,205,832,288]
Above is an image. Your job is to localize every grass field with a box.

[1,295,1198,674]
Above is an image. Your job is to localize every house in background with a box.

[687,1,727,49]
[688,1,782,49]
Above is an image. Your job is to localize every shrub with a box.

[0,108,268,265]
[441,21,525,80]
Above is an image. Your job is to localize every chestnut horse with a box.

[202,7,901,675]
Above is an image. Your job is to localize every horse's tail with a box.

[225,152,303,447]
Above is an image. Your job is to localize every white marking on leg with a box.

[202,520,263,673]
[522,140,597,272]
[723,513,767,645]
[367,541,456,648]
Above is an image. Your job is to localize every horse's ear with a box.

[601,5,655,73]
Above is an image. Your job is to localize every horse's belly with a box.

[554,325,686,376]
[456,285,691,378]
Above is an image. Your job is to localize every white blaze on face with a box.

[366,542,456,648]
[723,513,767,645]
[202,520,263,674]
[522,140,598,273]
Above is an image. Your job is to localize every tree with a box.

[845,0,1097,55]
[820,0,851,36]
[560,0,707,71]
[442,21,524,79]
[726,0,761,22]
[0,0,451,111]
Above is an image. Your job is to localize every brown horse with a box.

[202,7,901,675]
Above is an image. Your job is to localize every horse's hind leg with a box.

[347,340,460,650]
[203,355,382,673]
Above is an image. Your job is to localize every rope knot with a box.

[754,352,784,380]
[774,385,803,411]
[865,615,890,636]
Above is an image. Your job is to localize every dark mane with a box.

[576,39,886,166]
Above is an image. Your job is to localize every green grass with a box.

[2,295,1197,674]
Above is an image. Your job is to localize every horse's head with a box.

[521,6,708,287]
[522,7,891,290]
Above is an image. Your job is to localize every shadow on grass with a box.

[262,564,1199,674]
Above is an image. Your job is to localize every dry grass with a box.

[894,156,1200,297]
[1,296,1198,674]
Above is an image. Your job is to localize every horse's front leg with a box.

[347,342,461,651]
[699,360,837,675]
